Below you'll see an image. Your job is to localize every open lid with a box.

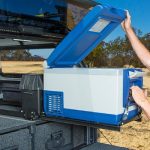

[47,5,126,68]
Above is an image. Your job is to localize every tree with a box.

[85,42,108,67]
[85,30,150,68]
[0,49,45,61]
[0,49,32,61]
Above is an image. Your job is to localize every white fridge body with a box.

[44,68,141,125]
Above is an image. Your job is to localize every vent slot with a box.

[46,91,63,115]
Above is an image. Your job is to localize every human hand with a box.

[121,10,132,32]
[131,86,148,107]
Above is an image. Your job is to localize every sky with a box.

[31,0,150,58]
[97,0,150,41]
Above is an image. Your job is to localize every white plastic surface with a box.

[44,68,124,115]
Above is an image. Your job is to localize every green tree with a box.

[85,29,149,68]
[85,42,108,67]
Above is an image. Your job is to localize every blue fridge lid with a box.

[47,5,126,68]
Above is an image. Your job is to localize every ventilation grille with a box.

[45,91,63,115]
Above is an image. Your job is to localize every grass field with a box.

[0,61,44,74]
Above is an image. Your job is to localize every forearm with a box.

[140,100,150,119]
[126,28,150,70]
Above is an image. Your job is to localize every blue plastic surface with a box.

[123,69,143,107]
[44,90,139,126]
[44,91,64,116]
[47,5,126,68]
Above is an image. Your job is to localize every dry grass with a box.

[99,118,150,150]
[0,61,44,74]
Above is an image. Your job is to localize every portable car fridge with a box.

[44,5,143,126]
